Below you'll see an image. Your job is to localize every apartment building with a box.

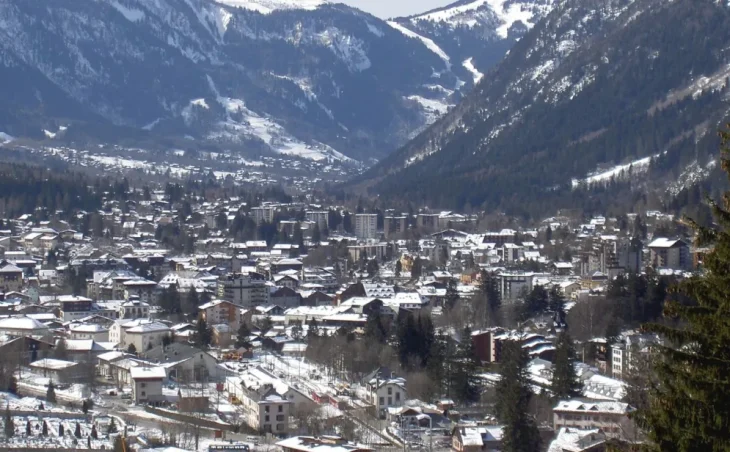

[354,214,378,240]
[217,272,269,307]
[553,399,636,440]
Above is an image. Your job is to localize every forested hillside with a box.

[352,0,730,218]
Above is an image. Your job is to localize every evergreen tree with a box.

[449,327,481,403]
[307,318,320,338]
[25,419,31,436]
[42,421,47,436]
[366,259,379,277]
[4,405,13,438]
[444,279,460,311]
[549,286,567,328]
[91,424,98,439]
[126,343,137,355]
[196,319,212,347]
[545,225,553,242]
[411,257,423,280]
[7,376,17,395]
[236,323,252,349]
[521,285,549,321]
[364,311,388,344]
[58,423,64,437]
[395,259,402,277]
[82,400,88,414]
[495,341,541,452]
[74,422,81,438]
[478,271,502,326]
[54,339,68,360]
[550,332,582,401]
[638,127,730,451]
[46,382,56,404]
[107,417,117,434]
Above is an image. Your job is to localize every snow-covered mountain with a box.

[354,0,730,215]
[0,0,479,163]
[392,0,558,87]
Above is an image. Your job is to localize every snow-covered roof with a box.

[554,399,633,414]
[0,316,49,331]
[130,366,166,380]
[29,358,77,370]
[648,238,684,248]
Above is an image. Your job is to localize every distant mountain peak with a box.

[213,0,328,14]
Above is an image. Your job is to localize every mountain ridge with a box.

[351,0,730,217]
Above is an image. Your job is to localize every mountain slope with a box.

[0,0,470,162]
[392,0,558,87]
[355,0,730,216]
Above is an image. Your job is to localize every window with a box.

[278,405,283,413]
[379,397,384,406]
[265,406,270,413]
[141,383,147,388]
[276,424,283,431]
[388,397,392,405]
[277,415,285,421]
[141,391,146,397]
[265,415,269,422]
[395,392,400,402]
[388,387,392,395]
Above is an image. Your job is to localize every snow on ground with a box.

[109,0,146,22]
[462,57,484,84]
[215,0,326,14]
[572,154,658,188]
[386,21,451,71]
[0,132,15,144]
[412,0,551,38]
[406,95,452,125]
[206,76,353,162]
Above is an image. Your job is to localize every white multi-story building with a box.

[225,366,295,434]
[109,319,170,352]
[354,214,378,240]
[553,400,637,440]
[305,211,329,231]
[217,273,269,307]
[251,206,276,226]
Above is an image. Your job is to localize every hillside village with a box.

[0,184,700,452]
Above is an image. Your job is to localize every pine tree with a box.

[444,279,460,311]
[74,422,81,438]
[495,341,541,452]
[4,405,14,438]
[107,417,117,434]
[638,127,730,451]
[196,319,212,347]
[411,257,423,280]
[449,327,481,403]
[395,259,402,277]
[58,423,64,437]
[82,400,89,414]
[126,343,137,355]
[307,318,320,338]
[46,382,56,404]
[478,271,502,326]
[7,376,17,395]
[25,420,31,436]
[91,424,98,439]
[42,421,47,436]
[364,311,388,344]
[236,323,252,348]
[550,332,582,401]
